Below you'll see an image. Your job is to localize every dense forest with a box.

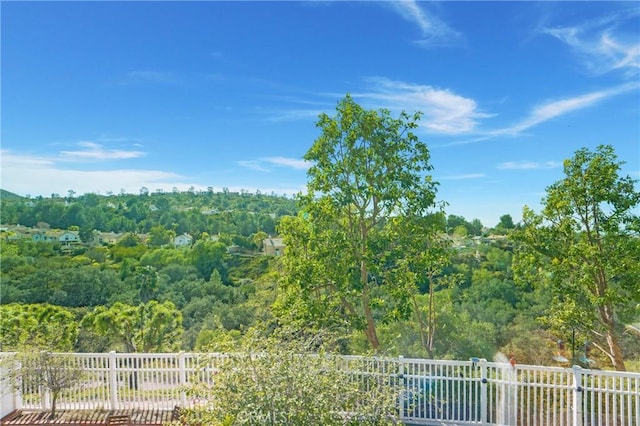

[1,99,638,372]
[0,187,507,349]
[1,184,637,370]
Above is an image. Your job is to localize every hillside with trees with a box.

[1,100,638,372]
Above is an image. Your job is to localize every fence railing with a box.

[1,352,638,425]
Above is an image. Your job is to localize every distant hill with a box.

[0,189,23,200]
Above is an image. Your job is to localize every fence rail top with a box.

[2,351,639,378]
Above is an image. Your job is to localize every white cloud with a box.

[440,81,639,147]
[386,1,463,48]
[1,150,306,198]
[60,142,146,160]
[238,156,310,172]
[542,8,640,77]
[0,150,184,197]
[358,77,491,134]
[237,160,270,172]
[265,157,310,170]
[439,173,485,180]
[263,108,323,122]
[495,82,639,136]
[497,161,561,170]
[390,1,432,33]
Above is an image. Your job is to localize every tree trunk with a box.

[50,393,57,419]
[128,357,139,389]
[600,304,626,371]
[360,250,380,350]
[411,294,431,358]
[427,275,436,358]
[362,286,379,350]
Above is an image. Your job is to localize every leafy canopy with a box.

[279,94,440,350]
[513,144,640,371]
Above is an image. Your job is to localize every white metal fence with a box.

[1,352,638,425]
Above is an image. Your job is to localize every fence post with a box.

[14,372,23,412]
[178,352,187,407]
[572,365,583,426]
[11,360,23,412]
[479,359,488,426]
[109,351,119,410]
[397,356,405,422]
[41,387,49,410]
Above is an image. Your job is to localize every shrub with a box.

[181,329,400,425]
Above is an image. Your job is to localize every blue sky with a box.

[2,1,639,227]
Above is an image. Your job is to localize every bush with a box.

[182,329,400,425]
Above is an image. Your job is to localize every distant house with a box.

[58,231,80,243]
[32,230,80,244]
[31,232,50,242]
[263,237,285,256]
[174,233,193,247]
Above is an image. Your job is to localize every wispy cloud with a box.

[497,161,561,170]
[542,7,640,77]
[238,156,310,172]
[265,157,310,170]
[386,1,463,48]
[439,173,485,180]
[1,149,306,198]
[357,77,491,134]
[60,142,146,161]
[263,108,324,122]
[1,150,184,196]
[237,160,270,172]
[494,82,638,136]
[439,81,639,147]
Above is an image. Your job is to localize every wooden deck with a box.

[0,409,174,426]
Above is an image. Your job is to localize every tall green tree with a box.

[81,301,182,352]
[513,145,640,371]
[148,225,174,247]
[135,265,158,304]
[0,304,78,351]
[279,94,439,350]
[189,240,228,282]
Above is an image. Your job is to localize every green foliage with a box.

[0,189,23,200]
[184,329,399,425]
[148,225,174,247]
[512,145,640,371]
[0,259,121,307]
[0,190,296,236]
[81,301,182,352]
[2,159,638,365]
[1,350,84,418]
[0,303,78,351]
[280,94,440,350]
[140,247,187,270]
[189,240,228,282]
[498,214,515,229]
